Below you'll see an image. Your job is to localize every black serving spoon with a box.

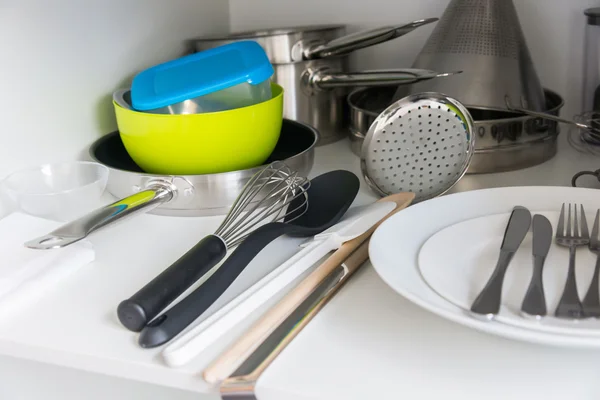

[138,170,360,348]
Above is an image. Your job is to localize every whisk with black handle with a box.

[117,161,310,332]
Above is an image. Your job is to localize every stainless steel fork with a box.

[555,203,589,319]
[583,210,600,317]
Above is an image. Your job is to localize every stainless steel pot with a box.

[190,19,453,145]
[348,86,564,173]
[25,120,317,249]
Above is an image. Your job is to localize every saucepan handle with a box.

[304,68,461,91]
[301,18,438,60]
[24,181,175,250]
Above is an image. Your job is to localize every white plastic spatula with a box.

[161,201,396,367]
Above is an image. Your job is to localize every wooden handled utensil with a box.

[202,192,415,387]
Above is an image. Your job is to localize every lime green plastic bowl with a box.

[113,83,283,175]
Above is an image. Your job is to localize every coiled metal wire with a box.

[214,161,310,247]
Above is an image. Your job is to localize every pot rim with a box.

[89,119,319,181]
[189,25,346,41]
[347,86,565,124]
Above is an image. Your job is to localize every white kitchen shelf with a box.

[1,137,600,400]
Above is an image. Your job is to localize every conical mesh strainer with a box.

[395,0,546,112]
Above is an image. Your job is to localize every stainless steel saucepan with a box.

[25,120,318,249]
[191,19,458,145]
[347,85,564,174]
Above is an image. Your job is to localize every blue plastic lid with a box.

[130,41,274,111]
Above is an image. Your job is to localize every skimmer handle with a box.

[505,96,595,131]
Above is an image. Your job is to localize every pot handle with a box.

[24,180,175,250]
[304,68,461,91]
[301,18,437,60]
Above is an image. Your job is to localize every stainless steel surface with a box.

[191,25,348,64]
[273,57,348,145]
[506,99,600,134]
[113,89,133,110]
[25,183,173,250]
[399,0,546,112]
[301,19,437,60]
[521,214,552,318]
[114,87,271,116]
[555,204,588,319]
[25,163,310,250]
[305,68,460,92]
[348,128,364,157]
[468,135,558,174]
[470,206,532,318]
[583,209,600,317]
[191,20,436,63]
[348,86,564,173]
[210,162,309,248]
[89,119,317,217]
[193,20,438,145]
[360,92,475,203]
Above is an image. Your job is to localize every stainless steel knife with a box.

[470,206,532,319]
[521,214,553,318]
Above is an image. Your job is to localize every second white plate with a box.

[369,186,600,348]
[418,210,600,336]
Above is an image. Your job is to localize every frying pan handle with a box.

[301,18,438,60]
[304,68,461,91]
[24,181,175,250]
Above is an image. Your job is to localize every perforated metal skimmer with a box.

[360,92,475,203]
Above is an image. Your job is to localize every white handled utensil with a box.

[202,192,415,385]
[161,201,396,367]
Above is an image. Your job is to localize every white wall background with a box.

[0,1,227,398]
[228,0,600,120]
[0,0,229,179]
[2,0,600,398]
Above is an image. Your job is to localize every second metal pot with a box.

[348,86,564,173]
[190,19,448,145]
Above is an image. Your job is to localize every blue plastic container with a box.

[131,41,274,114]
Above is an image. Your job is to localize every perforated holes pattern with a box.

[364,102,470,202]
[420,0,525,59]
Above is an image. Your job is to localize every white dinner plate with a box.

[369,186,600,348]
[418,211,600,336]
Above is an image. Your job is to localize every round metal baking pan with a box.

[90,119,318,216]
[347,86,563,173]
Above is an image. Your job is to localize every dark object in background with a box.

[572,169,600,189]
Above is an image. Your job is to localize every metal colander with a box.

[396,0,546,112]
[361,92,475,203]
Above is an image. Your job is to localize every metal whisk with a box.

[215,161,310,247]
[117,161,310,332]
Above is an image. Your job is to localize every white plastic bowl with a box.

[2,161,109,222]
